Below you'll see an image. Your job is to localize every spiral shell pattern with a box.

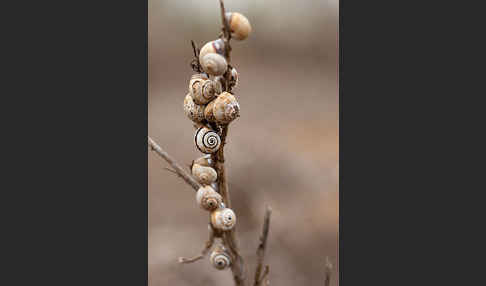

[211,208,236,231]
[210,249,232,270]
[196,186,222,211]
[192,163,217,185]
[195,126,221,154]
[213,92,240,124]
[183,93,204,123]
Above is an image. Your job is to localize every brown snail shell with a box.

[192,163,217,185]
[192,79,222,105]
[200,53,228,76]
[194,126,221,154]
[210,245,232,270]
[211,207,236,231]
[183,93,204,123]
[196,185,222,211]
[225,12,252,40]
[212,92,240,124]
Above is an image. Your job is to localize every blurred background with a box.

[148,0,338,285]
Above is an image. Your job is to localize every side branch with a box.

[178,224,215,264]
[324,257,333,286]
[254,206,272,286]
[148,136,201,191]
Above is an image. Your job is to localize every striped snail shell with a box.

[225,12,252,40]
[201,53,227,76]
[210,245,232,270]
[192,163,217,185]
[196,185,222,211]
[211,207,236,231]
[183,93,205,123]
[212,92,240,124]
[194,126,221,154]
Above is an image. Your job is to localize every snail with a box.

[195,126,221,154]
[190,78,222,105]
[199,39,228,76]
[212,92,240,124]
[192,163,217,185]
[183,93,205,123]
[200,53,228,76]
[225,12,252,40]
[199,39,226,59]
[211,207,236,231]
[210,245,232,270]
[196,185,222,211]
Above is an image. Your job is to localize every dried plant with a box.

[148,1,332,285]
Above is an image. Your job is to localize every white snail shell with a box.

[212,92,240,124]
[211,207,236,231]
[196,185,222,211]
[192,163,217,185]
[194,126,221,154]
[225,12,252,41]
[200,53,228,76]
[210,246,232,270]
[183,93,205,123]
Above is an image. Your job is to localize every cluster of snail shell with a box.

[182,11,251,271]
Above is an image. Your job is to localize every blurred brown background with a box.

[148,0,338,285]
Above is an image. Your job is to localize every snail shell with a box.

[193,154,213,167]
[196,186,222,211]
[192,79,222,105]
[212,92,240,124]
[225,12,252,40]
[183,93,205,123]
[192,163,217,185]
[210,245,232,270]
[194,126,221,154]
[229,67,238,89]
[199,39,226,59]
[211,207,236,231]
[200,53,228,76]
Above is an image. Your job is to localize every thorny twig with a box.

[254,206,272,286]
[148,136,201,191]
[178,225,216,264]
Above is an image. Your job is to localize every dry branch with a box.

[178,224,215,264]
[148,136,201,191]
[254,206,272,286]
